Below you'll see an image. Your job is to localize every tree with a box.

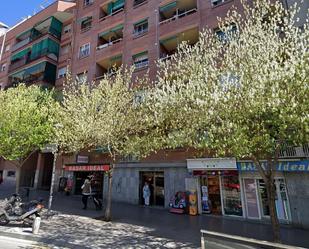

[0,84,59,193]
[56,68,147,221]
[131,0,309,242]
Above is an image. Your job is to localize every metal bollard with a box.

[32,217,41,235]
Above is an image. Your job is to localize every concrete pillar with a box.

[33,153,44,189]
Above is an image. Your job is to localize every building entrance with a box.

[140,171,165,206]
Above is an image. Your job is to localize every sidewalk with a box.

[0,184,309,248]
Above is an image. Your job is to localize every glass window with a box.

[243,178,260,218]
[0,63,6,72]
[7,171,16,177]
[76,72,88,84]
[133,52,149,69]
[63,24,71,34]
[81,17,92,31]
[58,67,67,79]
[258,179,290,220]
[61,44,70,55]
[211,0,226,7]
[84,0,94,6]
[79,43,90,58]
[221,173,242,216]
[5,44,10,52]
[134,19,148,37]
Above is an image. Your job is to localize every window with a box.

[61,43,71,55]
[133,51,149,69]
[215,25,237,43]
[57,67,67,79]
[0,63,6,72]
[211,0,228,7]
[76,72,88,84]
[133,19,148,37]
[81,17,92,32]
[63,24,71,34]
[5,44,10,52]
[7,171,16,177]
[84,0,94,7]
[0,83,3,90]
[79,43,90,58]
[133,0,147,7]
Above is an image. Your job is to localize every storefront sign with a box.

[237,160,309,172]
[187,158,237,170]
[65,165,110,172]
[76,155,89,164]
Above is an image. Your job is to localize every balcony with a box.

[8,61,57,86]
[279,144,309,158]
[159,27,199,61]
[99,0,125,23]
[9,38,59,73]
[97,24,123,52]
[95,54,122,81]
[159,0,198,36]
[12,17,62,52]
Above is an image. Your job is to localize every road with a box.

[0,235,49,249]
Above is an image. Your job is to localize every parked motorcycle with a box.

[0,194,44,226]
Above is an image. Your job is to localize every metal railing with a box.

[99,8,124,22]
[201,230,306,249]
[279,144,309,158]
[96,38,123,51]
[159,8,197,25]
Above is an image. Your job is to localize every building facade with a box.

[0,0,308,229]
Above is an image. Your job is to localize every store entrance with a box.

[139,171,165,206]
[201,175,222,215]
[74,171,104,199]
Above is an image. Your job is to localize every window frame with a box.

[79,43,91,59]
[133,19,149,37]
[57,67,67,79]
[84,0,94,7]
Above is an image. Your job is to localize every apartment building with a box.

[0,0,309,228]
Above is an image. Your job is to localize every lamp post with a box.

[42,143,58,211]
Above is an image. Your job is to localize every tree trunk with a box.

[48,152,58,211]
[104,168,113,221]
[15,167,21,194]
[265,176,281,242]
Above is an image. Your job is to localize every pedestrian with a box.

[91,178,102,210]
[143,182,151,206]
[65,176,73,196]
[81,176,92,210]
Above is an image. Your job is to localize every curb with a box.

[0,230,42,242]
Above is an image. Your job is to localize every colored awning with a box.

[78,16,92,24]
[99,24,123,38]
[133,51,148,59]
[160,35,177,44]
[11,48,31,61]
[111,24,123,32]
[134,18,148,26]
[159,1,177,12]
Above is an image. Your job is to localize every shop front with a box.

[139,171,165,206]
[237,160,309,223]
[187,158,243,217]
[63,164,110,197]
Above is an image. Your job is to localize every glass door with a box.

[243,178,260,218]
[208,175,222,215]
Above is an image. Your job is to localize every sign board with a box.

[187,158,237,170]
[76,155,89,164]
[237,160,309,172]
[64,164,110,172]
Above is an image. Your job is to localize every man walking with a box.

[81,176,91,210]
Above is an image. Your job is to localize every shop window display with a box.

[221,174,242,216]
[258,179,290,220]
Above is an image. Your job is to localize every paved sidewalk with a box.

[0,184,309,248]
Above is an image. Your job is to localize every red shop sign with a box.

[64,165,110,172]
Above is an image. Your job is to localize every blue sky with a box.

[0,0,56,27]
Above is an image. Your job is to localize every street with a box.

[0,235,45,249]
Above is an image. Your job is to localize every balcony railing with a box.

[159,8,197,25]
[12,27,61,52]
[96,38,123,51]
[81,25,92,33]
[279,144,309,158]
[159,54,173,62]
[134,60,149,70]
[9,48,58,73]
[99,8,124,22]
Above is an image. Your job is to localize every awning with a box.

[98,24,123,38]
[159,1,177,12]
[65,164,110,172]
[78,16,92,24]
[160,35,177,44]
[11,48,31,61]
[134,18,148,26]
[187,158,237,170]
[133,51,147,59]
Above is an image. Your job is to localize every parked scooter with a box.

[0,194,44,226]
